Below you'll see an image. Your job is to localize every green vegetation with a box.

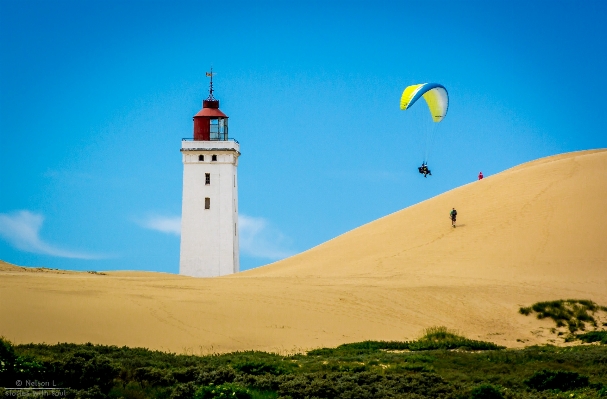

[309,327,504,356]
[524,370,590,392]
[519,299,607,334]
[194,383,254,399]
[469,384,504,399]
[2,329,607,399]
[577,331,607,345]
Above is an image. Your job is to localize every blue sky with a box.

[1,0,606,273]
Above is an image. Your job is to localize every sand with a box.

[1,149,606,353]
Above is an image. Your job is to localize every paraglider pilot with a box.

[418,162,431,178]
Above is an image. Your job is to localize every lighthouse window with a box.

[212,155,217,162]
[198,155,204,161]
[205,197,210,209]
[205,173,210,185]
[210,118,228,141]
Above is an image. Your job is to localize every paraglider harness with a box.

[418,162,431,177]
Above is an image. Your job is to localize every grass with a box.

[308,326,504,356]
[577,331,607,345]
[519,299,607,334]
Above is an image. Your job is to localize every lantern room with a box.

[193,99,229,141]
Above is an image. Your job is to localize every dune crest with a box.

[1,150,606,353]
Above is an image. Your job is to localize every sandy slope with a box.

[1,150,606,353]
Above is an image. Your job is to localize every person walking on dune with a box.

[478,171,483,180]
[450,208,457,227]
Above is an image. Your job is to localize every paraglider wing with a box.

[400,83,449,122]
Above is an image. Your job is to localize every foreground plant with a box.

[3,336,607,399]
[308,326,504,356]
[194,383,252,399]
[519,299,607,334]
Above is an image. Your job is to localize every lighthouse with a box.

[179,72,240,277]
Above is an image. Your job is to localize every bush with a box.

[0,338,47,386]
[411,326,504,351]
[235,373,282,392]
[524,369,590,391]
[134,366,175,386]
[307,327,504,356]
[276,374,337,399]
[194,383,252,399]
[171,382,199,399]
[172,367,203,383]
[0,337,17,373]
[520,300,606,333]
[196,367,237,385]
[233,360,286,376]
[60,352,118,393]
[469,384,504,399]
[74,386,107,399]
[577,331,607,344]
[275,371,455,399]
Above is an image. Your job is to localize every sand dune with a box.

[1,149,606,353]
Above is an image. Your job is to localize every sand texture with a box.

[1,149,606,353]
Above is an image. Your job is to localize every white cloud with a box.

[138,215,181,236]
[138,213,294,261]
[238,214,295,260]
[0,210,104,259]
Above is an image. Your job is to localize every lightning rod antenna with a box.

[205,68,216,101]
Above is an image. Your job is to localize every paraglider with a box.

[400,83,449,177]
[418,162,431,178]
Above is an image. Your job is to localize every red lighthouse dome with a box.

[193,71,228,141]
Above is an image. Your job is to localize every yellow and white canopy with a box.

[400,83,449,122]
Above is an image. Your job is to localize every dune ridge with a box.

[1,149,606,353]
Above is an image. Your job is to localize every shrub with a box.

[61,352,118,393]
[172,367,204,383]
[422,326,460,340]
[339,340,411,351]
[520,299,606,333]
[194,383,252,399]
[171,382,199,399]
[307,327,504,356]
[277,373,348,399]
[469,384,504,399]
[524,369,590,391]
[412,326,504,351]
[0,337,47,385]
[134,366,175,386]
[233,360,286,376]
[196,367,237,385]
[74,386,107,399]
[0,337,17,373]
[577,331,607,344]
[275,371,455,399]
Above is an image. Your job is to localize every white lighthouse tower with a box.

[179,72,240,277]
